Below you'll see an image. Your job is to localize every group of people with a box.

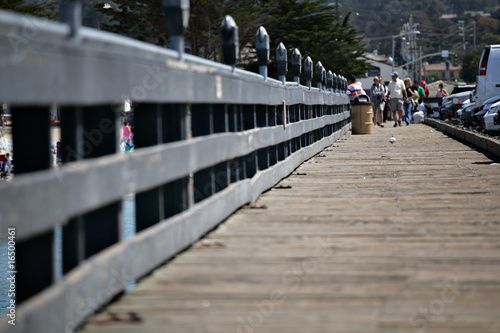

[349,72,448,128]
[371,71,429,127]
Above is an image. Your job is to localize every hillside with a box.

[334,0,500,62]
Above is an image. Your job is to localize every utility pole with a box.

[458,20,465,51]
[391,16,420,81]
[419,45,422,83]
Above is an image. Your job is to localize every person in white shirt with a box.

[347,75,364,102]
[386,71,408,127]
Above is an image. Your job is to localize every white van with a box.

[475,44,500,107]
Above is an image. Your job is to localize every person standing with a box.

[122,121,133,143]
[387,71,408,127]
[416,81,425,103]
[403,77,418,125]
[421,81,429,98]
[379,76,390,122]
[370,77,385,127]
[436,83,449,97]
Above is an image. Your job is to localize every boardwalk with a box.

[80,123,500,333]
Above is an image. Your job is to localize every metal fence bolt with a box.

[291,48,301,84]
[327,70,333,92]
[304,56,313,89]
[333,73,338,93]
[315,61,323,90]
[220,15,239,66]
[162,0,190,54]
[276,42,287,84]
[59,0,82,38]
[322,67,326,91]
[255,26,269,78]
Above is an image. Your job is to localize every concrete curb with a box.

[424,118,500,157]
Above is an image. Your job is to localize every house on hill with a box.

[422,63,462,82]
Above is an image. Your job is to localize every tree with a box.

[96,0,168,46]
[186,0,266,62]
[0,0,58,20]
[96,0,369,79]
[261,0,369,80]
[460,48,482,83]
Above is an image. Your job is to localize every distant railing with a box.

[0,1,351,332]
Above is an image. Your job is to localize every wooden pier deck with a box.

[80,123,500,333]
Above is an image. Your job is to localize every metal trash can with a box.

[351,96,373,135]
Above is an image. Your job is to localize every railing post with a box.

[304,56,313,89]
[255,26,269,78]
[276,42,287,84]
[292,48,301,84]
[13,106,54,303]
[134,104,164,231]
[81,106,121,258]
[220,15,239,66]
[162,0,190,55]
[60,106,85,275]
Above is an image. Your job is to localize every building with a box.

[422,63,462,82]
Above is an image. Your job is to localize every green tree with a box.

[0,0,58,20]
[262,0,369,80]
[186,0,266,62]
[96,0,168,46]
[426,70,442,82]
[460,48,482,83]
[96,0,369,79]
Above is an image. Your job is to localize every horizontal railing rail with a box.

[0,3,351,332]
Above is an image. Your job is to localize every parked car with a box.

[472,95,500,128]
[484,103,500,131]
[475,44,500,108]
[483,100,500,132]
[449,85,476,95]
[439,90,473,119]
[456,101,475,126]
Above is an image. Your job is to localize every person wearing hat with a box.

[387,71,408,127]
[421,80,429,98]
[370,77,385,127]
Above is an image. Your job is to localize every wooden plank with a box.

[79,123,500,333]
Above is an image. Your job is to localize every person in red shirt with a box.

[421,81,429,98]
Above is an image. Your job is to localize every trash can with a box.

[351,96,373,135]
